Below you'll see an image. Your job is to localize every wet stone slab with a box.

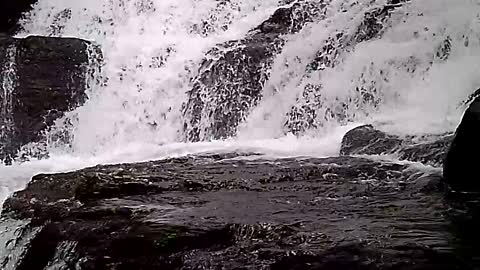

[1,154,479,269]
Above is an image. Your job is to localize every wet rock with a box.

[182,0,327,141]
[340,125,403,156]
[2,154,474,269]
[0,0,38,34]
[443,96,480,192]
[400,135,453,166]
[351,0,408,44]
[0,35,100,164]
[340,125,452,166]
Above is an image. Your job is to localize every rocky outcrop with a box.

[182,1,327,141]
[0,0,38,34]
[340,125,402,156]
[443,96,480,192]
[2,153,475,269]
[340,125,453,166]
[0,35,100,164]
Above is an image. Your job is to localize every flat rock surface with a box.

[2,154,479,269]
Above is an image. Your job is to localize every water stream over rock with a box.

[1,0,480,268]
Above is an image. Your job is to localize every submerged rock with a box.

[0,35,100,164]
[340,125,452,166]
[1,154,475,269]
[0,0,38,34]
[443,96,480,192]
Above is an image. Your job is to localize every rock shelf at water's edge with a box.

[1,150,479,269]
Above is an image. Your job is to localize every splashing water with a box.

[0,0,480,205]
[240,0,480,139]
[0,45,17,161]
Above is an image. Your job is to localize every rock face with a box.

[2,153,477,269]
[340,125,453,166]
[0,0,38,34]
[443,96,480,192]
[0,35,99,163]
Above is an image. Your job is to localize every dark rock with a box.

[2,154,475,268]
[444,96,480,192]
[340,125,452,166]
[340,125,403,156]
[0,0,38,35]
[400,135,453,166]
[0,35,101,163]
[182,1,327,141]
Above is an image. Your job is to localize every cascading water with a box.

[0,45,16,162]
[1,0,480,210]
[239,0,480,139]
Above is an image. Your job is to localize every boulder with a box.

[1,154,470,269]
[340,125,403,156]
[0,35,100,163]
[0,0,38,34]
[443,96,480,192]
[340,125,452,166]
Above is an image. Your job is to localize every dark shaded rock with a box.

[182,1,327,141]
[15,223,60,270]
[443,96,480,192]
[0,35,100,163]
[340,125,453,166]
[0,0,38,35]
[2,154,475,268]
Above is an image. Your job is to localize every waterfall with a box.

[0,45,17,160]
[0,0,479,208]
[1,0,480,267]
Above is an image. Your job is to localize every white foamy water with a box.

[1,0,480,206]
[240,0,480,138]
